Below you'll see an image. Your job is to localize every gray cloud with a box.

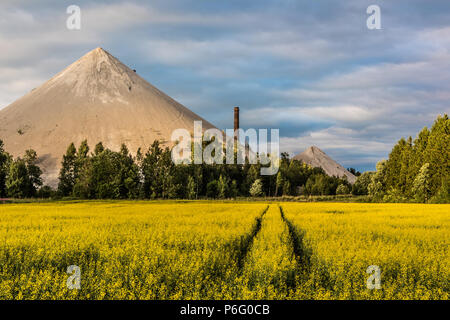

[1,0,449,172]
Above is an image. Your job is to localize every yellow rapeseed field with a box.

[0,201,448,300]
[282,203,450,300]
[237,205,297,299]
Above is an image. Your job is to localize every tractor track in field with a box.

[236,205,269,271]
[279,205,312,273]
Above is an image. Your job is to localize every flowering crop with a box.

[282,203,449,299]
[0,201,266,299]
[0,201,447,300]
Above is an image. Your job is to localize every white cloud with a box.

[0,0,449,171]
[0,66,48,108]
[301,106,379,123]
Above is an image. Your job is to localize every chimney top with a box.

[234,107,239,141]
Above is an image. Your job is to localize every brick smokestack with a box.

[234,107,239,141]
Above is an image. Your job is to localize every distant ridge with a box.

[0,47,216,186]
[293,146,357,184]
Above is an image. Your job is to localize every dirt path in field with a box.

[236,205,269,271]
[279,205,312,273]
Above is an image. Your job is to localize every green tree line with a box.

[0,139,351,199]
[0,141,43,198]
[55,140,351,199]
[352,114,449,203]
[1,114,447,202]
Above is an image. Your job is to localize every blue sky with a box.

[1,0,449,171]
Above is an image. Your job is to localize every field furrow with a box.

[0,201,267,299]
[281,203,450,299]
[236,205,298,299]
[236,205,269,271]
[279,206,312,277]
[0,201,448,300]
